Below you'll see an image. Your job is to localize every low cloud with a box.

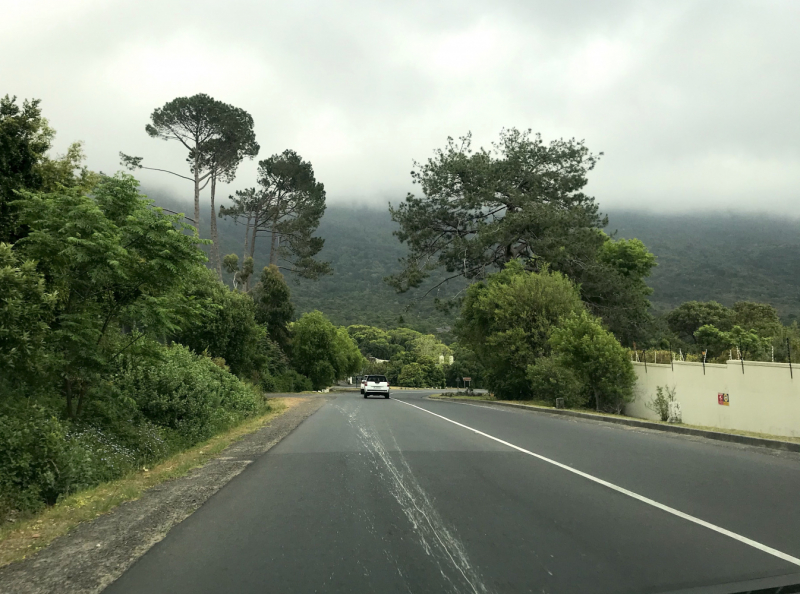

[3,0,798,214]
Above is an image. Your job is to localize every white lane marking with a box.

[394,398,800,568]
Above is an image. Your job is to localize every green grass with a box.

[0,398,295,568]
[433,392,498,401]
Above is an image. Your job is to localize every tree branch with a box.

[138,165,194,182]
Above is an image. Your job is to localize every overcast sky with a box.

[3,0,799,214]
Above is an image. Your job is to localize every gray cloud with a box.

[3,0,799,214]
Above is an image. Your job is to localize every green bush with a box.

[0,342,268,520]
[457,261,584,400]
[398,363,426,387]
[58,426,138,495]
[0,402,140,513]
[526,357,586,408]
[646,385,679,422]
[260,369,313,393]
[549,310,636,413]
[116,344,264,445]
[291,311,363,390]
[77,387,171,466]
[394,358,445,388]
[0,403,69,514]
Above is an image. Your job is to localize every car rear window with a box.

[368,375,387,382]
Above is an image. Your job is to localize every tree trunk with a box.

[594,386,600,412]
[243,215,252,291]
[65,377,75,419]
[243,215,251,263]
[209,174,222,280]
[193,153,201,235]
[269,217,278,265]
[249,213,258,260]
[76,385,85,417]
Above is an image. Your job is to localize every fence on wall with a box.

[626,360,799,439]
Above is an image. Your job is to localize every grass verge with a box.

[0,398,296,568]
[433,392,498,402]
[650,420,800,445]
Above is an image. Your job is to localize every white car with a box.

[363,375,390,399]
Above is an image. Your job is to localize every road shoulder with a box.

[428,395,800,454]
[0,395,329,594]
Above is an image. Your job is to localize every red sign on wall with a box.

[718,392,730,406]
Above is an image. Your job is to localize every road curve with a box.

[103,390,800,594]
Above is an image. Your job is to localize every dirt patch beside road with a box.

[0,395,329,594]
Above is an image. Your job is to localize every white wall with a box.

[626,360,800,438]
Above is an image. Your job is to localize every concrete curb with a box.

[429,396,800,453]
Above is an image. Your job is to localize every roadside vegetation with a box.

[0,94,362,524]
[380,129,799,411]
[0,399,290,567]
[3,93,798,536]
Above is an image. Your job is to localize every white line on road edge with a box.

[394,398,800,568]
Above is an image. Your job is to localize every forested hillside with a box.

[149,191,463,333]
[609,212,800,322]
[151,188,800,327]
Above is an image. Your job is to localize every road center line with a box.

[394,397,800,568]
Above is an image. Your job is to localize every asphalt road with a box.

[104,391,800,594]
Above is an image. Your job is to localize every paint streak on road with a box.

[339,402,489,594]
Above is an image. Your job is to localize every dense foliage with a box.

[0,160,281,517]
[0,98,347,521]
[456,261,583,399]
[194,205,800,339]
[0,344,264,516]
[347,325,453,388]
[661,299,796,363]
[549,311,637,412]
[5,94,800,523]
[450,260,636,410]
[387,129,658,344]
[291,311,363,389]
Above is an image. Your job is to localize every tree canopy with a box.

[291,311,363,389]
[251,265,295,351]
[549,310,636,413]
[124,94,259,278]
[665,300,782,347]
[13,173,208,416]
[1,96,99,243]
[387,128,655,344]
[456,260,584,399]
[221,150,329,280]
[0,96,51,241]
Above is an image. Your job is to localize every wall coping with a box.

[633,360,795,370]
[633,361,727,369]
[727,360,795,369]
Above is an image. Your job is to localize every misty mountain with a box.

[144,187,800,327]
[608,211,800,322]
